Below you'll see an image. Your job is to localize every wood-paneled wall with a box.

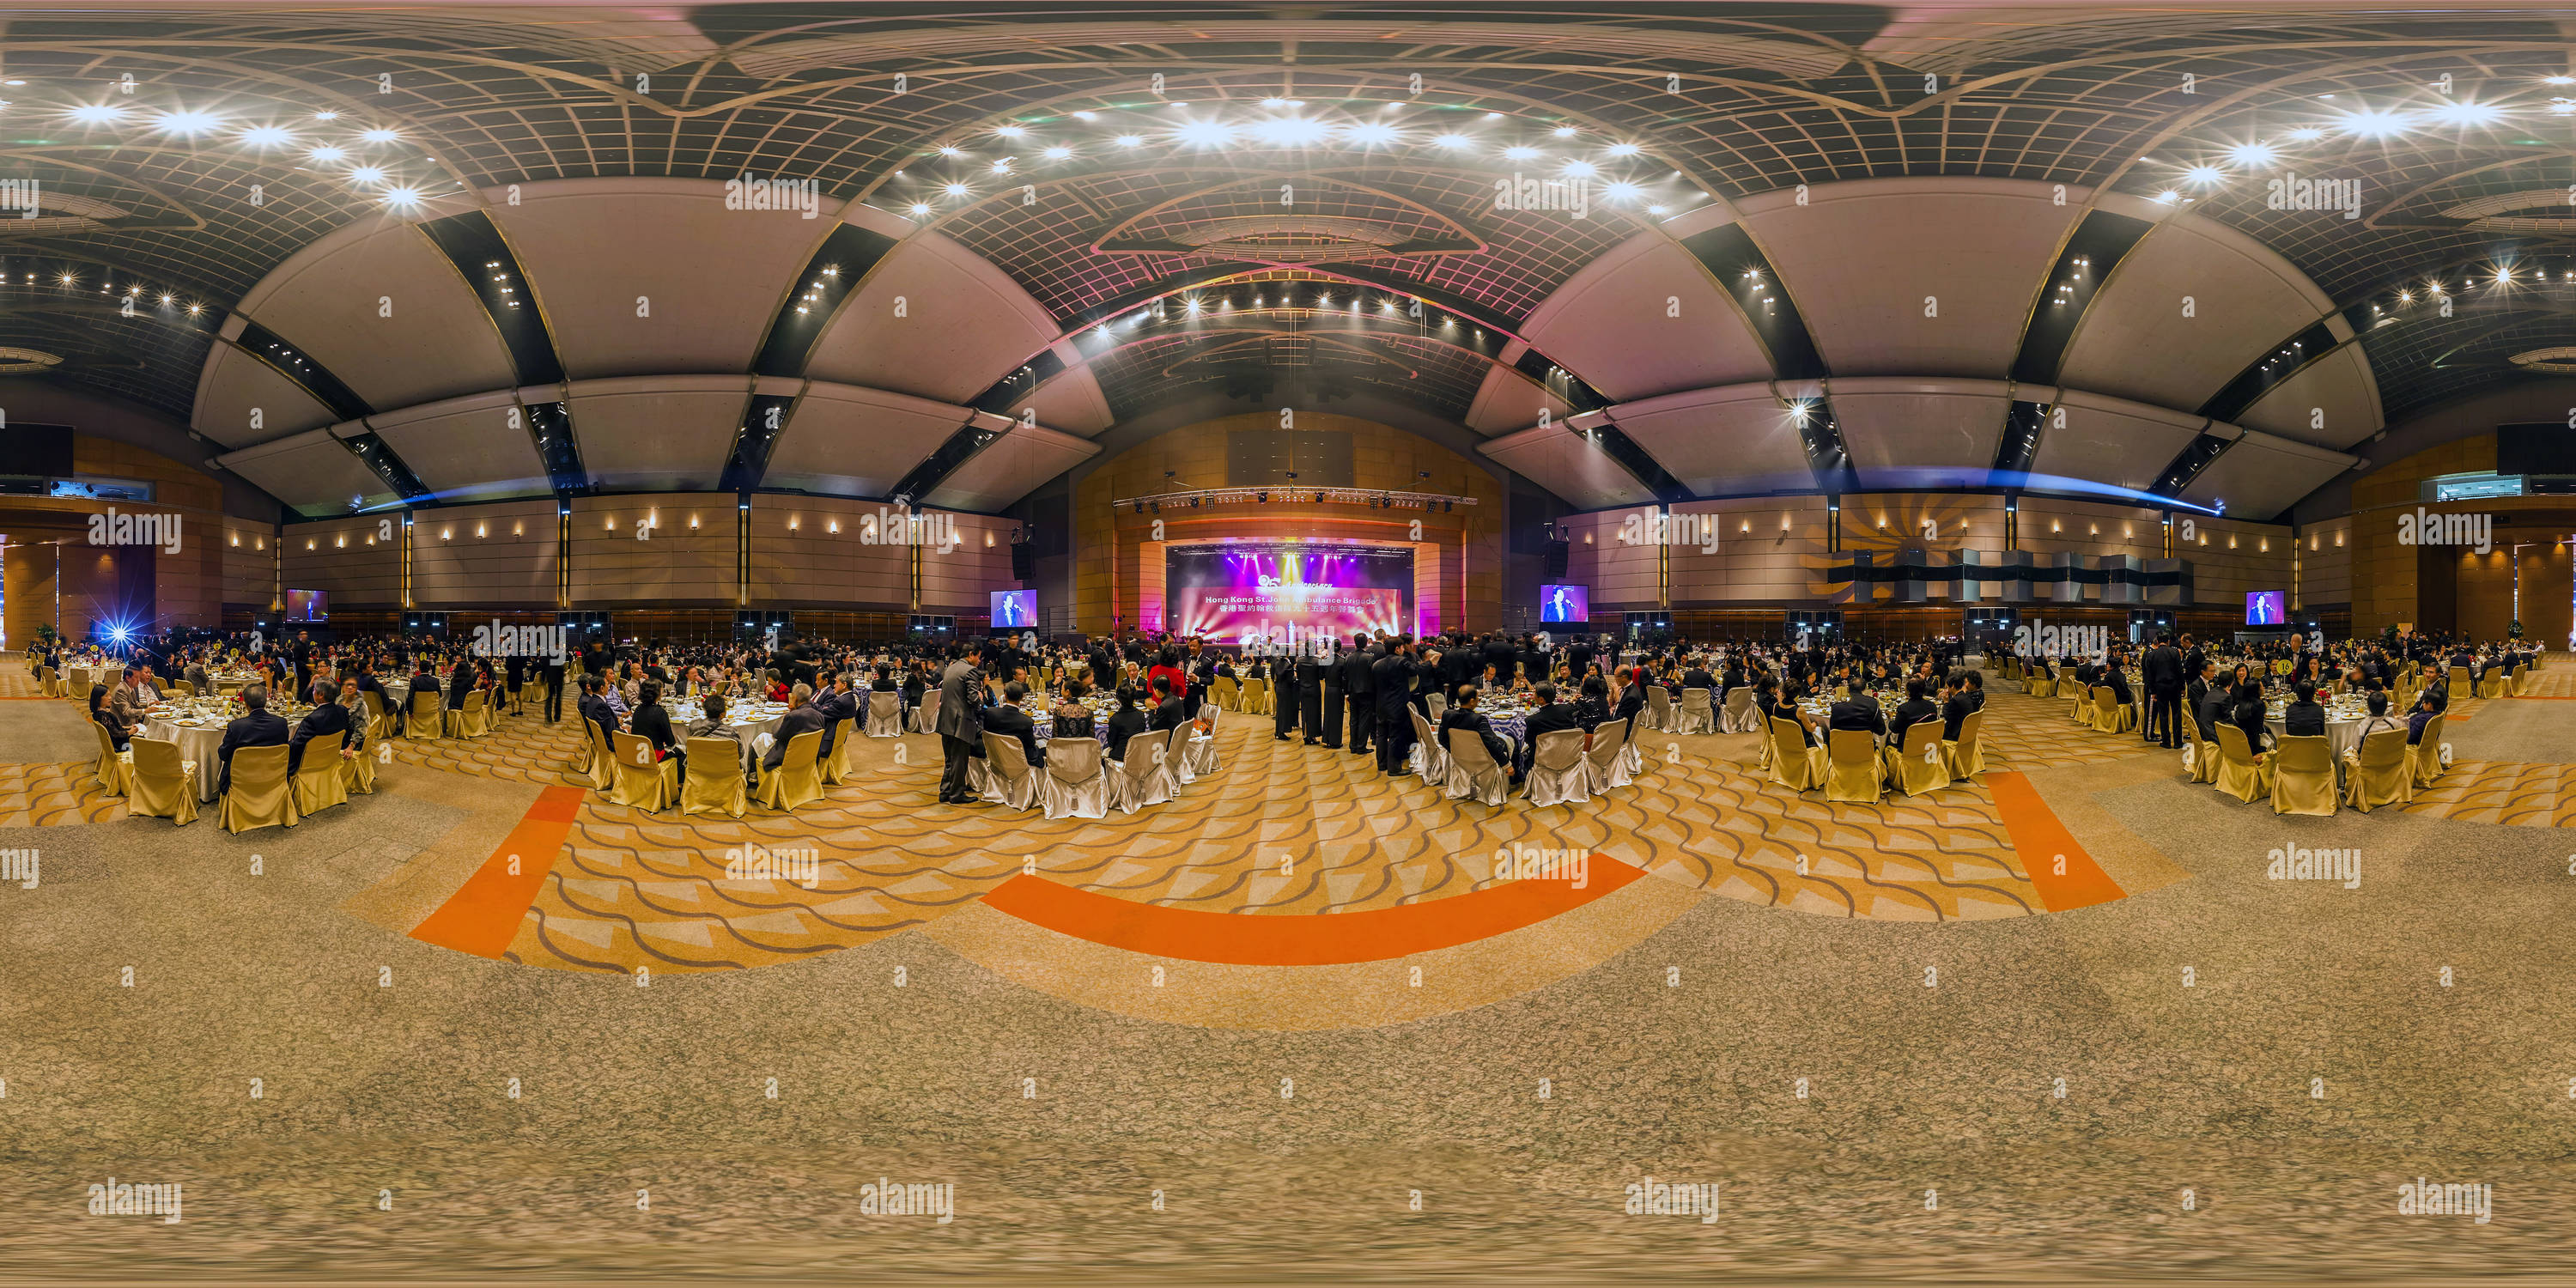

[568,495,733,605]
[415,499,560,606]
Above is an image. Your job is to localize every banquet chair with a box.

[910,690,941,736]
[126,738,197,826]
[2184,720,2220,784]
[407,690,446,740]
[292,732,351,817]
[219,744,300,834]
[2409,714,2448,788]
[2069,684,2095,726]
[1407,708,1451,783]
[1522,728,1590,806]
[1942,709,1986,781]
[866,691,903,738]
[1722,687,1763,734]
[1765,717,1824,792]
[1619,712,1646,776]
[2090,685,2134,734]
[2508,664,2527,696]
[1183,705,1223,779]
[1109,729,1173,813]
[978,732,1042,811]
[1425,691,1448,720]
[1674,686,1716,734]
[2446,671,2470,703]
[2342,728,2413,813]
[2024,670,2053,698]
[168,681,196,698]
[1042,735,1112,820]
[1824,729,1884,805]
[2269,734,2336,817]
[1884,722,1952,796]
[820,717,856,786]
[1442,729,1511,806]
[362,690,393,745]
[2478,669,2506,700]
[1586,717,1634,793]
[1642,685,1673,732]
[344,727,378,795]
[1210,676,1240,712]
[756,729,825,812]
[679,737,748,819]
[1240,674,1271,716]
[38,665,61,697]
[579,719,616,790]
[1152,726,1191,799]
[2212,726,2274,805]
[453,691,491,738]
[92,722,134,797]
[610,731,680,812]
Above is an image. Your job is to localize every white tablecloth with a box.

[2267,714,2365,763]
[682,710,785,777]
[138,718,225,801]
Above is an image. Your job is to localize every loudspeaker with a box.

[1543,539,1570,579]
[1011,543,1034,580]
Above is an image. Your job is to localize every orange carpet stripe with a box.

[409,785,586,958]
[980,856,1644,965]
[1986,771,2125,913]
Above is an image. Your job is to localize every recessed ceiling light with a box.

[2335,106,2410,137]
[937,146,960,156]
[359,127,398,143]
[1552,125,1576,137]
[1502,145,1538,161]
[943,182,968,196]
[1260,97,1287,107]
[2548,75,2575,85]
[2225,141,2277,167]
[908,202,930,216]
[2423,100,2503,126]
[1433,132,1471,149]
[67,103,125,124]
[2183,163,2225,185]
[1483,112,1504,119]
[348,165,385,184]
[1601,181,1640,201]
[308,145,344,161]
[238,125,293,147]
[1,80,22,87]
[382,185,421,206]
[2154,189,2180,203]
[1560,159,1597,178]
[1173,119,1234,148]
[1114,133,1142,147]
[1606,143,1641,156]
[1042,145,1071,159]
[1647,204,1668,214]
[1341,121,1398,147]
[1072,110,1097,121]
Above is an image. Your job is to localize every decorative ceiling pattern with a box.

[1,3,2569,518]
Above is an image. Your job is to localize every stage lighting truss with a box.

[1111,487,1477,513]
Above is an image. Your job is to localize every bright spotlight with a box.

[1560,160,1597,179]
[1042,145,1072,160]
[239,125,294,147]
[348,166,386,185]
[382,185,421,206]
[1114,133,1142,147]
[1601,181,1641,202]
[908,202,930,216]
[2225,141,2278,167]
[2335,106,2411,137]
[1340,121,1399,147]
[937,146,961,157]
[154,110,220,135]
[1072,110,1097,120]
[1502,145,1538,161]
[993,125,1025,138]
[1606,143,1641,156]
[66,103,125,125]
[308,145,345,162]
[2154,189,2180,204]
[360,127,398,143]
[2183,163,2225,185]
[1172,119,1235,149]
[1552,126,1576,137]
[1433,132,1472,149]
[943,182,968,196]
[2423,100,2504,126]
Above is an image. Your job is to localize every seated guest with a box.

[2102,656,2135,707]
[1680,659,1716,693]
[1571,675,1613,732]
[1940,675,1978,742]
[217,685,292,795]
[108,667,155,728]
[447,659,474,711]
[1828,677,1887,740]
[2406,691,2439,745]
[984,681,1045,768]
[1613,667,1648,732]
[2230,683,2272,759]
[629,682,684,772]
[89,684,131,753]
[1758,676,1819,746]
[1104,685,1151,762]
[1516,682,1582,775]
[2193,664,2231,744]
[2282,681,2327,738]
[1437,684,1520,784]
[1147,674,1193,733]
[288,678,365,775]
[1889,677,1940,744]
[576,674,621,750]
[759,684,829,780]
[2354,691,2403,744]
[696,695,752,783]
[1051,679,1097,740]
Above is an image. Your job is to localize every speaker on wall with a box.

[1011,542,1035,580]
[1543,539,1571,579]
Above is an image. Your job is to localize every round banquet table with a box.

[141,702,315,800]
[678,701,787,778]
[2265,709,2367,764]
[1031,696,1123,744]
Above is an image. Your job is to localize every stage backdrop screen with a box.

[1540,584,1589,623]
[990,589,1036,629]
[2245,590,2285,626]
[1166,543,1412,647]
[286,588,329,623]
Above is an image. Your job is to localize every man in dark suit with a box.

[934,644,987,805]
[759,684,831,783]
[1437,684,1520,785]
[2189,659,2224,742]
[504,651,528,717]
[1515,682,1582,776]
[1147,674,1192,733]
[1564,638,1594,686]
[2407,690,2439,744]
[1270,649,1300,742]
[816,673,861,762]
[287,679,365,775]
[982,681,1044,768]
[2281,681,2328,738]
[1827,677,1888,741]
[1297,647,1327,745]
[217,684,293,796]
[1373,637,1418,775]
[576,675,620,752]
[1941,675,1978,742]
[1338,634,1376,757]
[541,646,566,723]
[1318,641,1346,750]
[1888,677,1940,744]
[2143,631,2185,749]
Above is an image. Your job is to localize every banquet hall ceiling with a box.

[8,1,2575,519]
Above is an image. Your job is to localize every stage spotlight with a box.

[1315,492,1324,503]
[1133,501,1144,513]
[1257,490,1268,502]
[1151,501,1160,513]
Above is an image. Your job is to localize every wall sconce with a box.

[1875,516,1886,528]
[826,519,839,534]
[228,533,239,547]
[2089,524,2099,536]
[477,523,487,538]
[1741,520,1752,533]
[2051,519,2062,533]
[2199,534,2208,545]
[334,535,344,548]
[365,535,375,545]
[2334,532,2343,547]
[2227,536,2237,549]
[2259,538,2269,553]
[605,516,616,531]
[688,513,699,529]
[2310,535,2318,550]
[257,538,265,550]
[441,528,453,540]
[789,517,800,531]
[1780,514,1790,531]
[647,508,659,529]
[1583,532,1593,544]
[986,532,996,547]
[2123,526,2132,538]
[513,522,524,536]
